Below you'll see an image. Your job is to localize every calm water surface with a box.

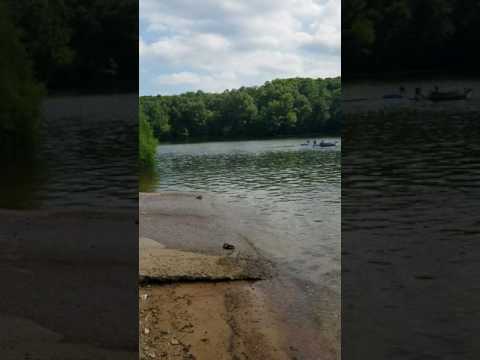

[1,95,137,209]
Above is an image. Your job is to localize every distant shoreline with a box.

[345,71,480,82]
[155,133,341,145]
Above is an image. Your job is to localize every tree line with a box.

[343,0,480,76]
[2,1,137,159]
[0,1,44,159]
[6,0,137,93]
[139,108,158,168]
[140,77,341,142]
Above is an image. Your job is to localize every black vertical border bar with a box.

[342,1,480,359]
[0,1,139,358]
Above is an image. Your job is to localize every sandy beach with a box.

[139,192,290,359]
[140,281,289,360]
[140,192,340,360]
[0,208,138,359]
[0,191,338,359]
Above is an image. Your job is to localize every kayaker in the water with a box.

[414,87,424,101]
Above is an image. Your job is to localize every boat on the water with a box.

[383,86,407,100]
[385,86,473,102]
[301,140,337,147]
[427,88,473,101]
[313,141,337,148]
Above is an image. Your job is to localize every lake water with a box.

[344,79,480,114]
[0,95,138,210]
[141,138,341,357]
[142,139,340,285]
[342,93,480,358]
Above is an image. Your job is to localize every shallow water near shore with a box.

[141,138,341,356]
[141,139,340,285]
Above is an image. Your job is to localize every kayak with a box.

[427,89,472,101]
[301,141,337,147]
[313,142,336,147]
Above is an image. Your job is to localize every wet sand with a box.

[139,236,270,283]
[140,282,289,360]
[140,192,289,359]
[140,192,339,360]
[0,209,138,359]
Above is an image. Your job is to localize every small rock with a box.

[141,294,149,301]
[144,328,150,335]
[180,323,194,333]
[223,243,235,250]
[196,195,203,200]
[171,338,180,345]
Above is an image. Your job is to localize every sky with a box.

[139,0,341,95]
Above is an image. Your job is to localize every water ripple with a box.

[144,138,341,287]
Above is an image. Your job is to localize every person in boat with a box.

[428,87,473,101]
[313,140,317,145]
[383,87,405,99]
[414,87,423,101]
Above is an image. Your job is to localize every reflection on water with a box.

[0,95,138,209]
[142,138,341,290]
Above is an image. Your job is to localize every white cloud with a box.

[156,72,202,86]
[140,0,340,95]
[155,71,241,93]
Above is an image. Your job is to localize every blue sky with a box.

[140,0,340,95]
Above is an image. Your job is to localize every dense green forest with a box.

[343,0,480,76]
[6,0,137,93]
[139,106,158,168]
[0,1,44,158]
[2,1,137,159]
[140,77,341,142]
